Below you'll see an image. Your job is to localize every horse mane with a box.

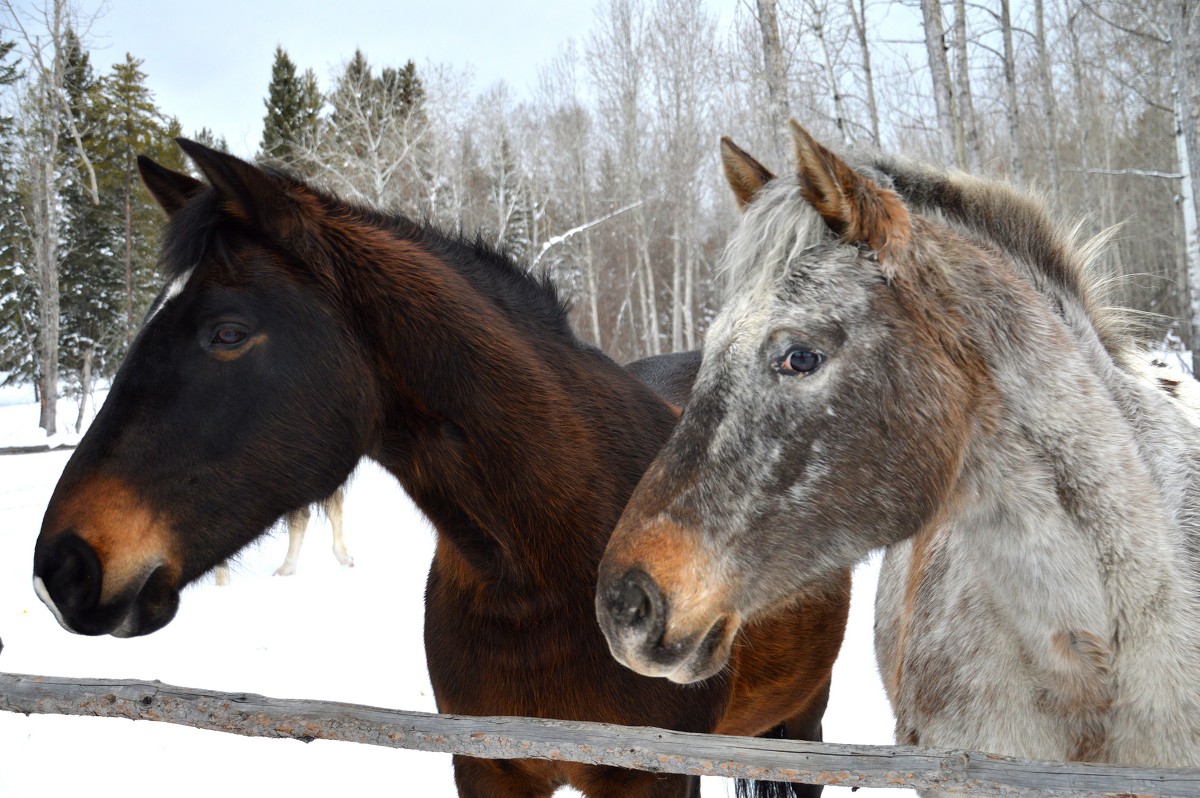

[719,154,1130,359]
[156,168,573,341]
[863,154,1129,358]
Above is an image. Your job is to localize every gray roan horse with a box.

[596,120,1200,767]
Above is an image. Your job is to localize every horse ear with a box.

[137,156,204,216]
[789,120,910,264]
[721,137,775,210]
[175,138,312,243]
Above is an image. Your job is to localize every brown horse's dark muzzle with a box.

[35,474,184,637]
[34,530,180,637]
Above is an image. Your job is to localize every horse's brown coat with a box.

[34,141,850,798]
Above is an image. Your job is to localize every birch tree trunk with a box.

[846,0,880,147]
[3,0,102,434]
[951,0,980,172]
[683,237,696,351]
[1064,3,1095,230]
[73,347,91,433]
[1035,0,1061,207]
[808,0,852,146]
[1000,0,1023,182]
[1171,0,1200,374]
[636,208,661,356]
[29,148,59,435]
[920,0,960,166]
[671,215,683,352]
[756,0,791,166]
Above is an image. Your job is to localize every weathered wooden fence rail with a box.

[3,672,1199,797]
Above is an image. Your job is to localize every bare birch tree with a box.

[1035,0,1062,207]
[805,0,853,146]
[303,51,430,210]
[1000,0,1023,182]
[756,0,792,166]
[2,0,97,434]
[649,0,715,351]
[588,0,660,357]
[920,0,961,166]
[846,0,881,147]
[951,0,980,171]
[1171,0,1200,374]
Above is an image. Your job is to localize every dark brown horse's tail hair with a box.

[733,722,824,798]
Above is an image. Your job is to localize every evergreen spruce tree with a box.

[0,38,34,386]
[396,60,425,120]
[52,46,188,424]
[260,46,320,166]
[193,126,229,153]
[57,32,121,421]
[104,53,179,346]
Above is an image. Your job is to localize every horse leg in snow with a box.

[326,487,353,568]
[274,505,311,576]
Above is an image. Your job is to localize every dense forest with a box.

[3,0,1200,436]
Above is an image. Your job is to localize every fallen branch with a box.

[2,673,1199,796]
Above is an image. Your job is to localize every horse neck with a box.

[334,231,676,587]
[944,249,1200,686]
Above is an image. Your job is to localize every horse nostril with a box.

[608,569,665,633]
[35,532,103,616]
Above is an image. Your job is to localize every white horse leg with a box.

[275,505,311,576]
[327,487,353,567]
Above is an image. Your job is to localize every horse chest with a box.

[876,530,1119,762]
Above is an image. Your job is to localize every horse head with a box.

[34,141,379,636]
[597,122,985,682]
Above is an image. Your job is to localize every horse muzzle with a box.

[33,531,180,637]
[596,512,743,683]
[596,565,740,683]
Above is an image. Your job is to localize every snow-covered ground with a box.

[0,386,908,798]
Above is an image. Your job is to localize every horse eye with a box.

[779,349,824,375]
[211,325,248,348]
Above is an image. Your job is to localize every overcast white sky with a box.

[67,0,616,157]
[9,1,924,159]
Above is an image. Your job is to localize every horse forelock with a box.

[718,178,831,303]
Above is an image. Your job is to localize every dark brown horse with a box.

[32,141,850,797]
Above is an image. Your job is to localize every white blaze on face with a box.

[144,266,196,325]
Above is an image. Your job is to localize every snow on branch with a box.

[530,198,650,271]
[1065,166,1186,180]
[2,672,1200,796]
